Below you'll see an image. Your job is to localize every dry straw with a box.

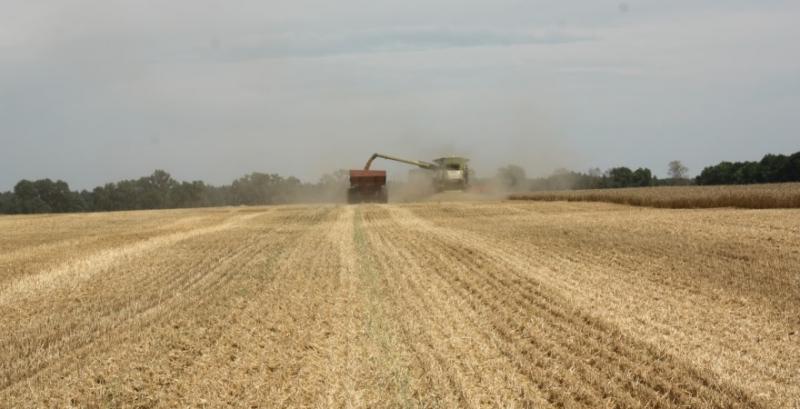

[510,182,800,208]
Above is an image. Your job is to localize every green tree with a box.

[760,154,791,182]
[13,180,51,213]
[789,152,800,181]
[231,172,295,205]
[34,179,76,212]
[170,181,207,208]
[138,170,177,209]
[607,167,634,188]
[631,168,653,187]
[734,162,762,184]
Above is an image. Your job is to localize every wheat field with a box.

[1,202,799,408]
[510,182,800,208]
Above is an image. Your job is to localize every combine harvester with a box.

[348,153,470,204]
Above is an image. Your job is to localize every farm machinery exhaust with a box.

[348,153,470,204]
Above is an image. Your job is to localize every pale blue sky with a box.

[1,0,798,189]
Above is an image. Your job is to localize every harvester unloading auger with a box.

[348,153,470,204]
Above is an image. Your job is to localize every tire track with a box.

[406,202,800,406]
[345,207,429,408]
[153,206,340,407]
[1,206,346,407]
[0,210,264,305]
[0,209,292,398]
[0,210,236,287]
[2,202,792,408]
[376,208,619,407]
[381,205,763,408]
[360,205,551,408]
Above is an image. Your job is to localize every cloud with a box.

[1,1,799,189]
[213,26,594,60]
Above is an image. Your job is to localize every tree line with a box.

[0,170,347,215]
[497,161,687,192]
[528,166,659,191]
[497,151,800,192]
[695,151,800,185]
[2,151,798,214]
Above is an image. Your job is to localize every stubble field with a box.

[1,201,798,408]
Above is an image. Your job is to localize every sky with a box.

[1,0,798,190]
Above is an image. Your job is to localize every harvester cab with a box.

[432,157,470,191]
[347,153,471,204]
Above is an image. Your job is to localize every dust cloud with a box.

[299,74,576,186]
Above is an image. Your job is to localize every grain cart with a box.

[348,153,470,203]
[348,169,388,204]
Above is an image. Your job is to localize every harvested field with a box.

[1,202,799,408]
[510,182,800,208]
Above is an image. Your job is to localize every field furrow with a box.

[370,205,762,408]
[401,202,800,407]
[0,208,321,406]
[1,201,797,408]
[361,206,552,408]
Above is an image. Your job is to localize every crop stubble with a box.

[0,201,797,408]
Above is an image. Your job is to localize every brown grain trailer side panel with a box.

[348,169,388,203]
